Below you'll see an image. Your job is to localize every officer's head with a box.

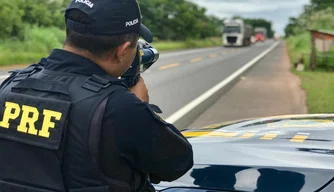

[64,0,153,77]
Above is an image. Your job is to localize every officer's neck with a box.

[63,45,120,77]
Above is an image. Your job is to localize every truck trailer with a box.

[223,19,253,47]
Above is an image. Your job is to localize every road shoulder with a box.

[190,41,307,128]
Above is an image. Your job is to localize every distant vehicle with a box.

[154,114,334,192]
[223,19,253,47]
[251,36,256,44]
[274,32,281,41]
[254,27,267,42]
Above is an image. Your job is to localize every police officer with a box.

[0,0,193,192]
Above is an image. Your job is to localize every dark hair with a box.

[65,9,138,57]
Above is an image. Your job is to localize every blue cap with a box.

[65,0,153,43]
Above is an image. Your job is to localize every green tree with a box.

[139,0,221,40]
[3,0,221,41]
[0,0,24,39]
[284,1,334,37]
[311,0,334,11]
[18,0,68,28]
[19,0,53,27]
[284,17,298,37]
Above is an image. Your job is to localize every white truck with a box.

[223,19,253,47]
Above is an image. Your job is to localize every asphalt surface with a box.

[190,42,307,128]
[143,40,276,118]
[0,40,276,119]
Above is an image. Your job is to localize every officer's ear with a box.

[116,41,132,63]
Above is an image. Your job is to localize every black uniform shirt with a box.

[43,49,194,191]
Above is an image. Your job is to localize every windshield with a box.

[224,26,241,33]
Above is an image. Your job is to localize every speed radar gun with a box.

[121,39,159,87]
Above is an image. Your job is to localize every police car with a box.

[154,114,334,192]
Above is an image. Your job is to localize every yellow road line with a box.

[191,57,203,63]
[159,63,180,70]
[240,132,256,138]
[260,133,278,140]
[290,135,308,142]
[209,54,217,58]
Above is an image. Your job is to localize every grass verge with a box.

[296,71,334,113]
[152,37,222,52]
[0,26,65,66]
[286,33,334,113]
[0,25,222,67]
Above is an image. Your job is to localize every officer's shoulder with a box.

[107,87,138,104]
[106,89,169,125]
[106,88,143,112]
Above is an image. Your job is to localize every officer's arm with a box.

[138,107,194,182]
[107,90,193,182]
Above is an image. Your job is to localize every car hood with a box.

[155,114,334,192]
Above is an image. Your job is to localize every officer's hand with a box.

[130,76,149,102]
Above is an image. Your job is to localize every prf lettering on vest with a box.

[0,102,62,138]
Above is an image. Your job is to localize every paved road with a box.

[0,40,276,119]
[143,40,276,118]
[190,42,307,128]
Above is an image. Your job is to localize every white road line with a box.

[166,42,280,124]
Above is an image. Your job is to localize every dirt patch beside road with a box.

[191,41,307,128]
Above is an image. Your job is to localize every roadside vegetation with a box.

[152,37,222,52]
[0,0,224,66]
[1,0,275,67]
[297,72,334,113]
[0,26,65,66]
[285,0,334,113]
[0,25,222,66]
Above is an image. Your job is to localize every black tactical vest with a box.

[0,63,128,192]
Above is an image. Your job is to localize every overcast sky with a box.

[188,0,311,35]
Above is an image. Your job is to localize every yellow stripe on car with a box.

[260,133,278,140]
[183,130,312,143]
[240,132,256,138]
[290,133,309,143]
[182,131,239,137]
